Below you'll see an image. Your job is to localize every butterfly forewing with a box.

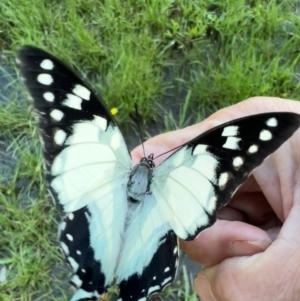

[17,46,132,300]
[152,112,300,240]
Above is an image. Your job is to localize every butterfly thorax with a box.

[127,154,155,203]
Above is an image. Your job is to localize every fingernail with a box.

[231,239,271,254]
[195,276,217,301]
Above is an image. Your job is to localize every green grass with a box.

[1,0,300,300]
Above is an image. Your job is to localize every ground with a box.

[1,1,300,300]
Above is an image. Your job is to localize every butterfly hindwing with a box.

[116,196,178,301]
[152,112,300,240]
[17,46,132,300]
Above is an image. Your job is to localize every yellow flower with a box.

[110,107,118,116]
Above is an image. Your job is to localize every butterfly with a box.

[17,45,300,301]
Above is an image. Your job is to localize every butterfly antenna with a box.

[135,103,146,158]
[153,144,183,160]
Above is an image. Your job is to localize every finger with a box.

[216,206,246,222]
[131,144,170,165]
[180,220,271,266]
[266,226,280,241]
[196,203,300,301]
[233,175,260,192]
[228,192,282,229]
[279,201,300,243]
[131,97,300,162]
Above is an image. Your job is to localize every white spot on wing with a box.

[207,195,217,214]
[266,117,277,127]
[222,137,241,150]
[148,285,160,294]
[161,276,172,286]
[233,156,243,168]
[76,250,81,255]
[111,131,121,150]
[43,92,55,102]
[73,84,91,100]
[68,213,74,220]
[71,274,83,287]
[173,246,177,254]
[37,74,53,85]
[54,130,67,145]
[248,144,258,153]
[222,125,238,136]
[164,267,170,272]
[68,256,79,272]
[66,233,73,241]
[61,242,69,255]
[60,221,66,231]
[93,116,107,131]
[40,59,54,70]
[259,129,272,141]
[218,172,229,188]
[50,109,64,121]
[63,93,82,110]
[70,288,99,301]
[193,144,207,156]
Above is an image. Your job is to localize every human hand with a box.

[131,97,300,301]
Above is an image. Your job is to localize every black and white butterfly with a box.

[17,45,300,301]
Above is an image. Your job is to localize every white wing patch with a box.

[94,116,107,131]
[222,136,241,150]
[116,196,171,281]
[218,172,229,188]
[73,84,91,100]
[50,118,132,298]
[54,129,67,145]
[87,186,127,286]
[222,125,238,136]
[49,112,132,212]
[152,145,217,239]
[63,93,82,110]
